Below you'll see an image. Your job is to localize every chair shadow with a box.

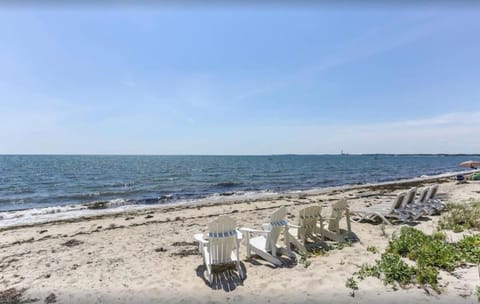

[354,217,422,226]
[244,254,297,269]
[195,262,247,292]
[345,230,361,242]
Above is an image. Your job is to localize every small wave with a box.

[213,181,242,188]
[85,198,130,210]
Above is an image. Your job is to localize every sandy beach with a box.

[1,175,479,304]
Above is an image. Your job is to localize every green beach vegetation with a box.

[353,227,480,293]
[438,201,480,232]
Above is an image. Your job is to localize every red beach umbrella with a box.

[459,160,480,169]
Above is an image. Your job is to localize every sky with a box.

[1,7,479,155]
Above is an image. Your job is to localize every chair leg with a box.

[287,231,307,254]
[206,263,212,284]
[375,213,393,225]
[346,210,352,235]
[245,233,251,259]
[283,227,292,256]
[236,260,243,280]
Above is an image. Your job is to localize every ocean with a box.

[0,154,477,225]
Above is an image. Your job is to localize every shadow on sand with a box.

[195,263,247,292]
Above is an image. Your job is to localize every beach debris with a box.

[170,241,199,257]
[0,288,38,304]
[86,201,108,210]
[0,257,19,272]
[172,241,196,247]
[455,285,472,298]
[171,248,199,257]
[145,215,154,219]
[154,247,167,253]
[44,292,56,303]
[38,230,48,234]
[219,192,234,196]
[61,239,83,248]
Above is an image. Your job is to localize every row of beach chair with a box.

[194,184,443,284]
[349,184,444,225]
[194,200,352,283]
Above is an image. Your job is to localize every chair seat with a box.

[249,235,268,251]
[203,248,238,265]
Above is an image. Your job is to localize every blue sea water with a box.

[0,154,477,214]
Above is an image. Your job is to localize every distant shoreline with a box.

[1,153,480,156]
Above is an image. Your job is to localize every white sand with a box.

[0,176,479,303]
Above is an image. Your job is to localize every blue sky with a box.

[1,8,479,154]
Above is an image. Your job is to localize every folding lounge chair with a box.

[399,187,427,220]
[425,184,445,211]
[240,206,294,266]
[410,186,439,215]
[350,191,410,225]
[194,216,243,284]
[415,186,429,204]
[287,205,324,253]
[319,198,353,242]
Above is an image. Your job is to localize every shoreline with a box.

[0,169,473,231]
[0,171,479,303]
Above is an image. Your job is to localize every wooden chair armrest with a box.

[236,229,243,240]
[239,227,268,234]
[194,233,208,244]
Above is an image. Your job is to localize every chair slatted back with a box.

[265,206,288,253]
[207,216,238,265]
[427,184,438,200]
[328,199,348,232]
[298,206,322,239]
[416,187,429,203]
[391,191,407,210]
[402,187,417,207]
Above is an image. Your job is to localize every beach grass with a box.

[355,226,480,293]
[438,201,480,232]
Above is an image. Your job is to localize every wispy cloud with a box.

[231,14,449,103]
[383,112,480,128]
[195,111,480,155]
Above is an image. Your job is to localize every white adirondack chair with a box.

[240,206,293,266]
[320,199,352,242]
[287,205,324,253]
[194,216,243,284]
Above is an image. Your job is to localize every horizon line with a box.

[1,153,480,157]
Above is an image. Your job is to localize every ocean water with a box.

[0,155,477,216]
